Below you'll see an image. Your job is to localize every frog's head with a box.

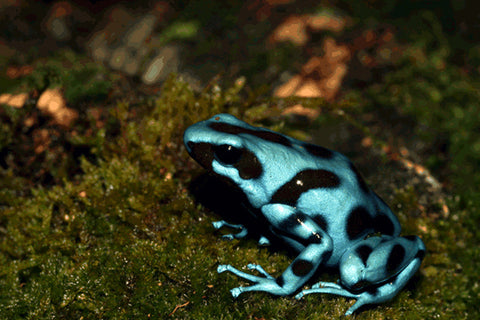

[183,114,297,208]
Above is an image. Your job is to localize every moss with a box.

[1,7,480,318]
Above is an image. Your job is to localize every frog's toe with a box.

[217,264,229,273]
[246,264,274,279]
[258,236,271,246]
[295,292,305,299]
[230,287,243,298]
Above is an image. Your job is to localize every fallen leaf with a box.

[0,93,28,108]
[37,88,78,127]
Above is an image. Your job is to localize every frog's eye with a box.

[213,144,242,165]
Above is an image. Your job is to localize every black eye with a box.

[213,144,242,165]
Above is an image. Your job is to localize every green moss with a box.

[1,6,480,318]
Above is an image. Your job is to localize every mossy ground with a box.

[1,2,480,319]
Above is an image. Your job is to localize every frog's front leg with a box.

[296,235,426,315]
[218,204,333,296]
[213,220,271,245]
[212,220,248,239]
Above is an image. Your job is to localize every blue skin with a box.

[184,114,426,315]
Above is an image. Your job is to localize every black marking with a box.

[351,280,371,291]
[307,233,323,244]
[213,144,242,165]
[349,163,370,194]
[235,148,263,179]
[190,141,262,180]
[187,142,214,171]
[386,244,406,274]
[271,169,341,206]
[366,285,379,296]
[278,213,308,231]
[373,213,395,236]
[356,245,373,265]
[275,276,285,287]
[291,259,314,277]
[303,143,334,159]
[346,206,373,240]
[312,215,328,232]
[403,235,418,242]
[209,122,292,147]
[415,249,426,260]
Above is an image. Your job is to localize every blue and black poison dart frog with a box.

[184,114,426,315]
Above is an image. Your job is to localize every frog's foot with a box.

[295,235,426,315]
[212,220,248,240]
[258,236,271,246]
[217,264,289,297]
[213,220,271,245]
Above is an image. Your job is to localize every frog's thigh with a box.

[262,204,334,293]
[339,236,426,300]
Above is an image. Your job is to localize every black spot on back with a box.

[271,169,341,206]
[209,122,292,147]
[312,215,328,232]
[303,143,334,159]
[373,214,395,236]
[356,245,373,265]
[386,244,406,274]
[349,163,370,194]
[346,206,373,240]
[291,259,314,277]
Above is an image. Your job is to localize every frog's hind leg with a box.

[296,235,426,315]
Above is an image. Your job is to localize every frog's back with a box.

[269,141,401,264]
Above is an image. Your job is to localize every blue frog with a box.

[183,114,425,315]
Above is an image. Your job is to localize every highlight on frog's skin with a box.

[184,114,426,315]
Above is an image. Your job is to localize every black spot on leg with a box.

[387,244,406,274]
[307,233,323,244]
[271,169,341,206]
[346,206,373,240]
[278,213,308,231]
[275,276,285,287]
[291,260,314,277]
[356,245,373,265]
[366,285,379,296]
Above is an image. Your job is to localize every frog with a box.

[183,113,426,315]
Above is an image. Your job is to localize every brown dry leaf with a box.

[37,88,78,127]
[0,93,28,108]
[281,104,320,119]
[269,15,308,46]
[6,65,34,79]
[269,12,346,46]
[274,37,350,100]
[307,14,346,32]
